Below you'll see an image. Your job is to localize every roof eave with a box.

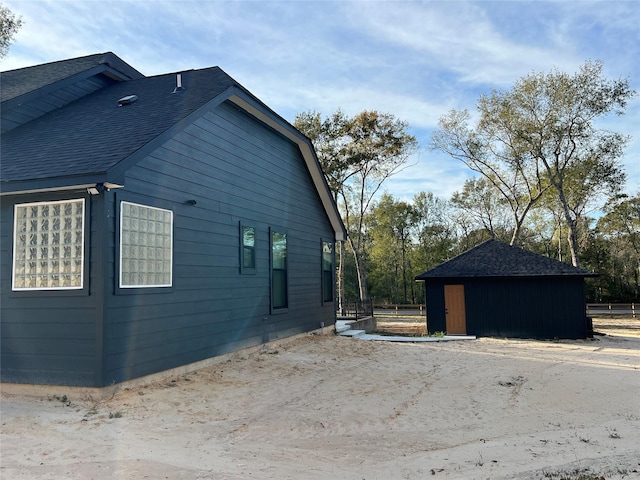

[0,174,123,196]
[2,56,143,110]
[415,272,599,281]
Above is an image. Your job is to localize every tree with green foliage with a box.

[294,110,353,311]
[295,110,418,302]
[594,192,640,300]
[0,3,22,59]
[412,191,455,270]
[368,194,418,304]
[433,61,635,266]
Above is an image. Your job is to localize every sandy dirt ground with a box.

[1,318,639,480]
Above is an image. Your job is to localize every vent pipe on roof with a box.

[173,73,185,93]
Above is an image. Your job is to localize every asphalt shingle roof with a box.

[1,66,239,185]
[1,52,143,104]
[415,239,597,279]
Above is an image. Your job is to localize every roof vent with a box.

[172,73,185,93]
[118,94,138,106]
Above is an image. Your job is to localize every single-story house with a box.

[1,52,346,387]
[415,239,597,339]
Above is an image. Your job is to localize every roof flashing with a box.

[117,94,138,106]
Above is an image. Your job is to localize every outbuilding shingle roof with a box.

[415,239,597,279]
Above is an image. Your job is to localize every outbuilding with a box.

[415,240,597,339]
[1,53,346,387]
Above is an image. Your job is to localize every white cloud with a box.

[2,0,638,197]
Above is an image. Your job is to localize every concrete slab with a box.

[335,320,353,333]
[336,323,475,342]
[338,329,366,337]
[355,334,476,342]
[336,320,475,342]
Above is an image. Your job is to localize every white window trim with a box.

[119,201,173,289]
[12,198,85,291]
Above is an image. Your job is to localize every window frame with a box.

[321,239,335,305]
[12,198,86,292]
[269,227,288,313]
[118,200,174,290]
[239,222,256,275]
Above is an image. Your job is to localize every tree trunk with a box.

[565,217,579,267]
[337,240,345,315]
[347,236,368,301]
[556,187,580,267]
[401,234,408,303]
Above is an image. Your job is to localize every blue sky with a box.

[3,0,639,202]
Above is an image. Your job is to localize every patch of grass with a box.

[542,468,605,479]
[108,411,123,419]
[372,329,446,338]
[49,394,68,403]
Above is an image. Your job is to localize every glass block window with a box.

[241,225,256,272]
[322,241,334,303]
[12,199,85,291]
[120,201,173,288]
[271,230,287,309]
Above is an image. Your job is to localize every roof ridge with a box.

[415,239,596,279]
[1,52,112,74]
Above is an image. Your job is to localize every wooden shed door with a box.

[444,285,466,335]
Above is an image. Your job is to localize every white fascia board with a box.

[0,182,124,196]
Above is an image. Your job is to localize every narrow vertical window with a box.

[322,241,334,303]
[120,201,173,288]
[12,199,85,291]
[240,224,256,273]
[271,230,287,310]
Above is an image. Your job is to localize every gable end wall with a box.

[101,101,336,385]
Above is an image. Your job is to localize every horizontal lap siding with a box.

[103,101,335,384]
[0,192,103,386]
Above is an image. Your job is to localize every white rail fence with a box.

[369,303,638,318]
[587,303,637,318]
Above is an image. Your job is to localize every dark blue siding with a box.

[0,192,104,386]
[1,100,338,387]
[101,101,336,385]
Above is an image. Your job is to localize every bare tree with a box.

[296,110,418,301]
[0,3,23,59]
[433,61,635,266]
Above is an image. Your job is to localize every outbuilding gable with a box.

[416,240,596,339]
